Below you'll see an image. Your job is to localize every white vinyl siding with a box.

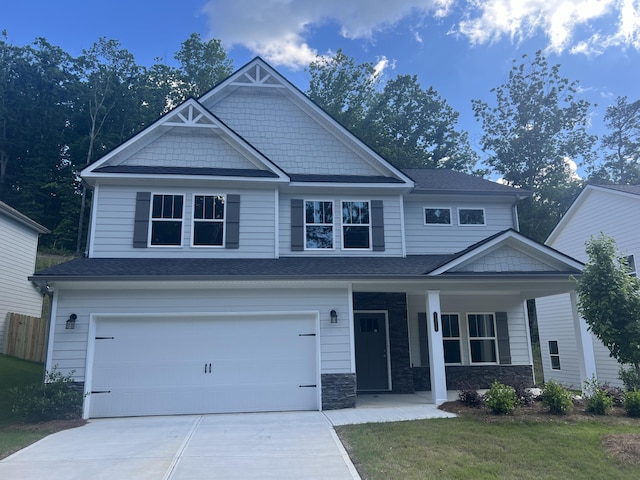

[404,197,515,254]
[0,216,44,352]
[280,193,403,256]
[90,185,276,258]
[48,285,352,382]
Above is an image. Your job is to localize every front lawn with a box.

[0,355,83,460]
[337,405,640,479]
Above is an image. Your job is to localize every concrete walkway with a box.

[0,394,456,480]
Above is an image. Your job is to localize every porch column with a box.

[426,290,448,404]
[569,290,597,390]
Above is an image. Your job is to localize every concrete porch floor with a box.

[323,391,458,426]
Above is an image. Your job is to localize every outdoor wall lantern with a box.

[433,311,439,332]
[66,313,77,330]
[330,310,338,324]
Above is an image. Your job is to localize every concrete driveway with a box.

[0,411,360,480]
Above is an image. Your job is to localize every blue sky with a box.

[3,0,640,170]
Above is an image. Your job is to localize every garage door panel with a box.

[89,315,318,418]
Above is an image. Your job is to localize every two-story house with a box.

[32,58,583,419]
[536,184,640,389]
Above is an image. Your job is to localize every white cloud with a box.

[200,0,640,68]
[200,0,452,68]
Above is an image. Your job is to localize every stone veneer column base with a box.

[412,365,535,392]
[321,373,357,410]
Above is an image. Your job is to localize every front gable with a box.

[200,58,414,187]
[430,230,583,275]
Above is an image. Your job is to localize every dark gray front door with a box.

[354,312,390,391]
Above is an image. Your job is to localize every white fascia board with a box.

[81,173,289,185]
[545,185,592,246]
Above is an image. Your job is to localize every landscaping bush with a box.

[583,376,614,415]
[619,366,640,392]
[624,390,640,417]
[458,385,484,408]
[484,381,518,415]
[10,367,83,422]
[541,380,573,415]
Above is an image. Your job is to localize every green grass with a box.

[337,416,640,479]
[0,355,47,459]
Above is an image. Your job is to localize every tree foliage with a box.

[472,51,596,241]
[589,96,640,184]
[577,235,640,377]
[307,50,479,172]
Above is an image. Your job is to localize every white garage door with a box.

[88,314,318,418]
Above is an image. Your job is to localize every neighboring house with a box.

[537,184,640,389]
[0,201,49,353]
[32,58,583,419]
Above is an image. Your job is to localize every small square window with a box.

[425,208,452,225]
[459,208,485,225]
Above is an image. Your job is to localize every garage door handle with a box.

[299,384,317,388]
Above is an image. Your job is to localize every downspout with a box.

[512,195,522,231]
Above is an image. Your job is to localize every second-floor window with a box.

[342,201,370,249]
[193,195,225,246]
[459,208,485,225]
[425,208,452,225]
[305,201,333,249]
[151,194,184,246]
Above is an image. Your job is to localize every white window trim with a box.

[442,312,463,365]
[458,207,486,226]
[190,193,226,248]
[304,199,335,251]
[424,207,453,226]
[466,312,498,365]
[148,192,185,248]
[341,200,373,251]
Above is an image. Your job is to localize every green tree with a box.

[472,51,596,241]
[173,33,233,101]
[307,50,478,171]
[577,235,640,382]
[590,96,640,184]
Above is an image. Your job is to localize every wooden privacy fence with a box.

[4,313,48,363]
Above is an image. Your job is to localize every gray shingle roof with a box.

[93,165,280,178]
[32,255,455,281]
[402,169,530,196]
[597,184,640,196]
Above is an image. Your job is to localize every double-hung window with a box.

[549,341,561,369]
[459,208,485,226]
[305,201,333,249]
[342,201,370,249]
[442,314,462,364]
[467,313,497,363]
[150,194,183,246]
[193,195,225,246]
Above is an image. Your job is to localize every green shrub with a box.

[619,366,640,392]
[484,381,518,415]
[624,390,640,417]
[10,367,83,422]
[583,376,614,415]
[542,380,573,415]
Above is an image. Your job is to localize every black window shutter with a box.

[133,192,151,248]
[371,200,385,251]
[225,194,240,249]
[291,199,304,251]
[495,312,512,365]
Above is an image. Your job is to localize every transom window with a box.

[305,201,333,249]
[425,208,452,225]
[459,208,485,225]
[342,201,370,249]
[193,195,225,246]
[549,340,561,370]
[467,313,497,363]
[151,194,183,246]
[442,314,462,364]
